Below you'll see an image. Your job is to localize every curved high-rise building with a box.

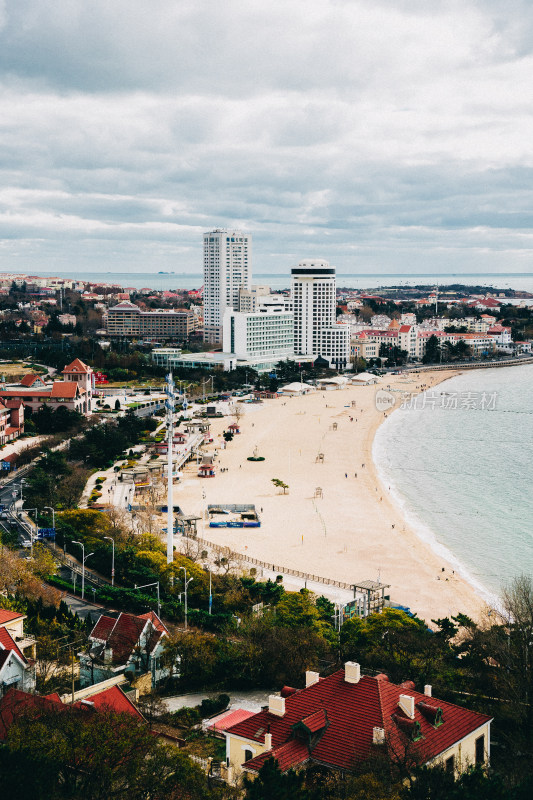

[291,260,349,370]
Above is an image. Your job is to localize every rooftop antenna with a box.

[435,284,439,316]
[165,372,175,567]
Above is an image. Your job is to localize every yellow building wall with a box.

[226,733,269,781]
[3,619,25,639]
[429,722,491,775]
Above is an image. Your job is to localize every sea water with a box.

[7,269,533,294]
[373,364,533,605]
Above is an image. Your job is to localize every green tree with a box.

[271,478,289,494]
[243,757,310,800]
[422,335,441,364]
[3,705,217,800]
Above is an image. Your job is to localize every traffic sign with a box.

[37,527,56,539]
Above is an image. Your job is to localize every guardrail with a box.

[404,356,533,372]
[191,535,355,593]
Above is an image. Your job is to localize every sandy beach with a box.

[172,372,487,623]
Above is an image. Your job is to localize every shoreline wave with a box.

[372,390,500,614]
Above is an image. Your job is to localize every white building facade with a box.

[291,261,350,370]
[203,229,252,345]
[223,308,294,369]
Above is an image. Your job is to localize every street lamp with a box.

[103,536,115,586]
[180,566,193,631]
[72,541,93,600]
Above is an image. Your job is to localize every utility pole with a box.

[165,373,175,568]
[72,541,93,600]
[180,567,193,631]
[103,536,115,586]
[134,581,161,617]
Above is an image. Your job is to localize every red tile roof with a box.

[0,627,27,664]
[137,611,168,635]
[245,739,310,772]
[90,614,116,641]
[89,612,165,666]
[227,669,492,773]
[20,373,46,387]
[0,686,142,742]
[50,381,80,399]
[300,708,328,734]
[0,609,24,626]
[75,685,144,720]
[0,689,63,741]
[208,708,255,734]
[62,358,91,374]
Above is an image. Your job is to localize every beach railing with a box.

[191,535,355,592]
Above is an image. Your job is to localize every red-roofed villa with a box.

[224,663,491,785]
[80,611,170,689]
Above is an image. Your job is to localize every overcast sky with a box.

[1,0,533,277]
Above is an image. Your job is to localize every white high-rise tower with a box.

[203,229,252,344]
[291,260,349,370]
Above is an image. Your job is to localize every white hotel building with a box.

[291,261,350,370]
[203,229,251,345]
[223,308,295,371]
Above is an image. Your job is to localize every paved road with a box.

[163,689,270,714]
[61,593,105,623]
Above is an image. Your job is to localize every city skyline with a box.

[1,2,533,276]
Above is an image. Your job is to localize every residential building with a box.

[0,609,36,697]
[487,325,512,347]
[0,358,93,416]
[224,663,491,784]
[0,683,143,741]
[58,313,77,326]
[291,261,350,370]
[351,329,399,362]
[238,285,271,312]
[399,324,418,359]
[203,228,252,344]
[105,301,197,341]
[416,331,496,359]
[80,611,169,689]
[0,399,24,444]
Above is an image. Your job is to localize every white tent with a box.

[279,381,315,395]
[349,372,379,385]
[316,376,349,388]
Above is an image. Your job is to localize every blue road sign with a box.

[37,528,56,539]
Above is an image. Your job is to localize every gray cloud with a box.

[0,1,533,276]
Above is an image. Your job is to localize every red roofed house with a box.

[0,683,144,742]
[224,663,491,785]
[80,611,170,689]
[0,358,93,416]
[0,610,36,697]
[20,373,47,388]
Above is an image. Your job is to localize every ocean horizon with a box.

[373,363,533,607]
[4,269,533,294]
